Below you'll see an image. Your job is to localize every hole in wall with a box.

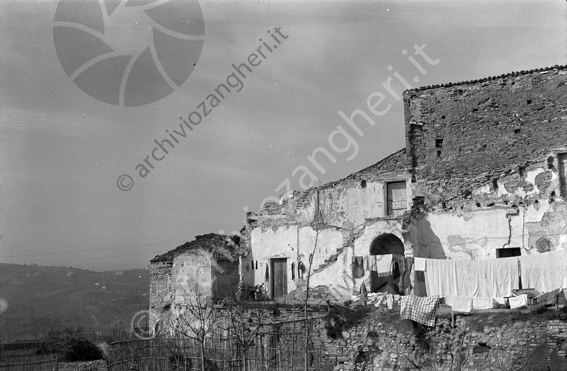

[435,138,443,148]
[526,99,532,105]
[361,180,367,188]
[514,128,521,134]
[492,178,499,190]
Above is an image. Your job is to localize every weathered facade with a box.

[149,233,241,328]
[241,149,412,301]
[242,65,567,301]
[405,66,567,260]
[149,64,567,308]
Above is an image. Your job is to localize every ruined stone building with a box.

[149,233,241,327]
[151,65,567,312]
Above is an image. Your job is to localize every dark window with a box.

[496,248,521,258]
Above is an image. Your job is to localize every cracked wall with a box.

[245,150,411,301]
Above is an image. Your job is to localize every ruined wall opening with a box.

[370,234,405,255]
[369,233,404,294]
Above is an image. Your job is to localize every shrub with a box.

[37,335,103,362]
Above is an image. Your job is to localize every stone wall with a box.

[324,308,567,371]
[167,303,567,371]
[149,252,239,329]
[404,66,567,208]
[149,261,172,328]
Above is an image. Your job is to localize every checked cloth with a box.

[400,295,440,326]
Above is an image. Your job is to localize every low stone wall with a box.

[152,300,567,370]
[323,307,567,371]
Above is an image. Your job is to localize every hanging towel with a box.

[386,294,394,309]
[291,262,295,280]
[509,294,528,309]
[298,261,305,279]
[414,257,426,271]
[519,249,567,293]
[353,256,365,278]
[374,254,394,277]
[402,257,414,295]
[365,255,377,271]
[444,296,473,313]
[472,297,494,310]
[400,295,440,327]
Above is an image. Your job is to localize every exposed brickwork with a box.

[404,66,567,208]
[149,261,172,327]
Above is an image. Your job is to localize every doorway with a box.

[369,233,404,293]
[271,258,288,299]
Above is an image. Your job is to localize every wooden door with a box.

[559,154,567,197]
[271,258,287,299]
[387,181,407,216]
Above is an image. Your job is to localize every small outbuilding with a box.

[149,233,242,329]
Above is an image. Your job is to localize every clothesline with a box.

[414,248,567,298]
[356,249,567,300]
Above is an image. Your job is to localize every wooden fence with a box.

[106,330,325,371]
[0,354,58,371]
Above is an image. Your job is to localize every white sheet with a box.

[518,249,567,293]
[445,296,473,313]
[422,257,518,298]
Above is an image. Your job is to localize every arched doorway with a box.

[369,233,404,294]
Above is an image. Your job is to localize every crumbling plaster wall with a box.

[404,67,567,208]
[247,150,413,301]
[405,157,567,259]
[149,255,239,333]
[410,208,523,260]
[169,252,212,306]
[248,224,346,298]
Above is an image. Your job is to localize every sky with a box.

[1,0,566,271]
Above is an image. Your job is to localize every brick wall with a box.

[404,66,567,207]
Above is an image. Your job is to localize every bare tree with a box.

[303,188,328,371]
[218,302,266,371]
[173,293,220,371]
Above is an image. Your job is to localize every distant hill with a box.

[0,263,149,340]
